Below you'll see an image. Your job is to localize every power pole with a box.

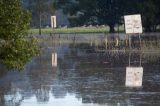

[38,0,42,35]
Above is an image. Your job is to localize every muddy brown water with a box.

[0,34,160,106]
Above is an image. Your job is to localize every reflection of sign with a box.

[125,67,143,87]
[124,14,143,34]
[51,16,57,28]
[52,53,57,67]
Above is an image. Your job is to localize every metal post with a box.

[139,33,142,67]
[139,33,142,50]
[129,52,131,67]
[140,53,142,67]
[129,34,131,50]
[128,34,131,67]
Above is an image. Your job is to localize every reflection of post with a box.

[125,34,129,47]
[52,53,57,67]
[126,51,143,87]
[128,52,131,67]
[139,33,142,49]
[115,37,119,47]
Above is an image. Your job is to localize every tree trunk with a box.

[109,24,115,33]
[145,25,152,32]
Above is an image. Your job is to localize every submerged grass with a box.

[37,35,160,64]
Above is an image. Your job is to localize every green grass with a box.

[28,26,125,34]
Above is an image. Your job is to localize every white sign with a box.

[124,14,143,34]
[51,16,57,28]
[125,67,143,87]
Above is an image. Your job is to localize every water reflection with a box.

[0,37,160,106]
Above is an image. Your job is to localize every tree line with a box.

[55,0,160,32]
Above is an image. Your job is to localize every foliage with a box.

[54,0,125,32]
[25,0,56,27]
[55,0,160,32]
[123,0,159,32]
[0,0,38,70]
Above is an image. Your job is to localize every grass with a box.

[28,26,125,34]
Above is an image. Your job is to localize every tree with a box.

[0,0,38,70]
[25,0,56,35]
[140,0,159,32]
[123,0,159,32]
[95,0,124,32]
[55,0,124,33]
[55,0,160,32]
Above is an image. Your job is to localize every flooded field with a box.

[0,34,160,106]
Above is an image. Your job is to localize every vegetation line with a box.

[28,27,125,34]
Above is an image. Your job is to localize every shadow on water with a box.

[0,33,160,106]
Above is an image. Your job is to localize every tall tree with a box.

[123,0,159,32]
[56,0,160,32]
[25,0,56,34]
[0,0,38,70]
[96,0,124,32]
[55,0,124,32]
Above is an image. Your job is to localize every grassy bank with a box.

[28,26,125,34]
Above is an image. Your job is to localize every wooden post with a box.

[115,37,119,47]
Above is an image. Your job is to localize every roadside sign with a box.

[51,16,57,28]
[124,14,143,34]
[125,67,143,87]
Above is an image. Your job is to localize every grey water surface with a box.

[0,34,160,106]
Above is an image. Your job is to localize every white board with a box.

[124,14,143,34]
[51,16,57,28]
[125,67,143,87]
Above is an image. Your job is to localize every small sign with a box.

[124,14,143,34]
[125,67,143,87]
[51,16,57,28]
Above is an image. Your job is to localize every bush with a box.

[0,0,38,70]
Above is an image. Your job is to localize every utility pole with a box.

[38,0,42,35]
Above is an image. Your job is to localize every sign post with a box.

[124,14,143,48]
[124,14,143,87]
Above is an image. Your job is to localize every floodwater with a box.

[0,34,160,106]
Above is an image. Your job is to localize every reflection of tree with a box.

[0,67,29,106]
[0,87,9,106]
[0,65,7,78]
[0,83,24,106]
[52,84,67,98]
[0,39,160,105]
[0,39,58,105]
[35,86,50,102]
[27,45,56,103]
[57,42,160,105]
[4,89,24,106]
